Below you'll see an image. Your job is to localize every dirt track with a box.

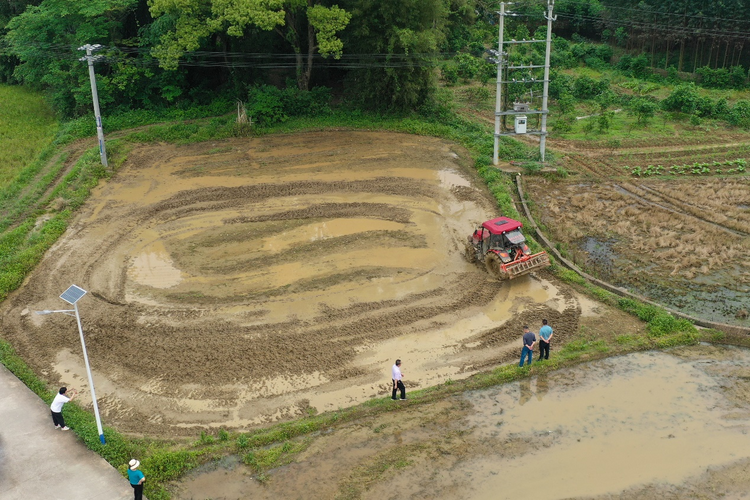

[1,131,612,437]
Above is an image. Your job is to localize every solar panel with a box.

[60,285,87,305]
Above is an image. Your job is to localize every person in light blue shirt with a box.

[127,459,145,500]
[538,319,553,361]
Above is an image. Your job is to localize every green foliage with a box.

[616,298,697,338]
[142,449,202,499]
[729,100,750,128]
[341,0,447,111]
[440,62,459,85]
[199,431,215,445]
[696,66,732,89]
[626,159,746,177]
[5,0,138,117]
[454,53,481,81]
[629,54,650,79]
[627,97,658,124]
[573,75,609,99]
[557,268,586,285]
[662,83,699,114]
[236,434,250,450]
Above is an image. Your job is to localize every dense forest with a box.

[1,0,750,120]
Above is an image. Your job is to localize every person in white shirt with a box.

[391,359,406,400]
[50,387,77,430]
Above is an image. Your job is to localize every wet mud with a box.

[0,131,599,437]
[525,177,750,326]
[175,345,750,500]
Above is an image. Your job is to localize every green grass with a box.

[0,85,58,188]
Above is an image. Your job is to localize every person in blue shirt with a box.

[538,319,554,361]
[127,459,145,500]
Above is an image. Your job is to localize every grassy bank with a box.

[0,85,58,188]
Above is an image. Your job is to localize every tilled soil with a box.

[2,131,603,437]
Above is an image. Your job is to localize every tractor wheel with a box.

[485,253,508,280]
[464,242,477,263]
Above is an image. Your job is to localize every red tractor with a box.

[465,216,550,280]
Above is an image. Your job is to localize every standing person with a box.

[127,459,145,500]
[391,359,406,400]
[538,319,553,361]
[50,387,77,430]
[519,326,536,367]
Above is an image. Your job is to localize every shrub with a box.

[617,54,633,72]
[729,100,750,128]
[730,65,747,89]
[630,54,650,79]
[662,83,699,114]
[441,63,459,85]
[595,44,613,64]
[455,53,482,81]
[549,72,574,99]
[696,66,731,89]
[247,85,286,125]
[573,75,600,99]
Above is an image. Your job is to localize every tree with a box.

[339,0,450,111]
[148,0,351,90]
[628,96,658,124]
[5,0,138,116]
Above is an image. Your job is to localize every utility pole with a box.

[491,0,556,165]
[539,0,556,162]
[78,44,109,169]
[492,2,507,166]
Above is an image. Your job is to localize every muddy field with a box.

[525,135,750,327]
[0,131,616,437]
[175,344,750,500]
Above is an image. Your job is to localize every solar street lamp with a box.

[36,285,106,444]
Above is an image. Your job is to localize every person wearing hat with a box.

[127,459,145,500]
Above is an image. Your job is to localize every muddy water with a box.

[175,346,750,500]
[378,347,750,500]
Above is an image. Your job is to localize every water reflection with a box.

[519,378,532,406]
[535,372,549,402]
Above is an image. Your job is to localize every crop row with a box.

[626,159,747,177]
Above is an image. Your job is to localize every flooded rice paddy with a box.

[176,344,750,499]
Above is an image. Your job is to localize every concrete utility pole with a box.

[539,0,556,162]
[492,2,507,166]
[78,44,109,169]
[491,0,556,165]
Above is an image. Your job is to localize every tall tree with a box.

[148,0,350,89]
[5,0,138,116]
[340,0,449,111]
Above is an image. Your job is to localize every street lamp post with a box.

[36,285,106,444]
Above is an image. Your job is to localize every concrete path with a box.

[0,363,134,500]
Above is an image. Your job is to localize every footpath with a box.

[0,363,134,500]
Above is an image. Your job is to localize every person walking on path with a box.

[519,326,536,367]
[127,459,145,500]
[391,359,406,400]
[50,387,77,430]
[538,319,553,361]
